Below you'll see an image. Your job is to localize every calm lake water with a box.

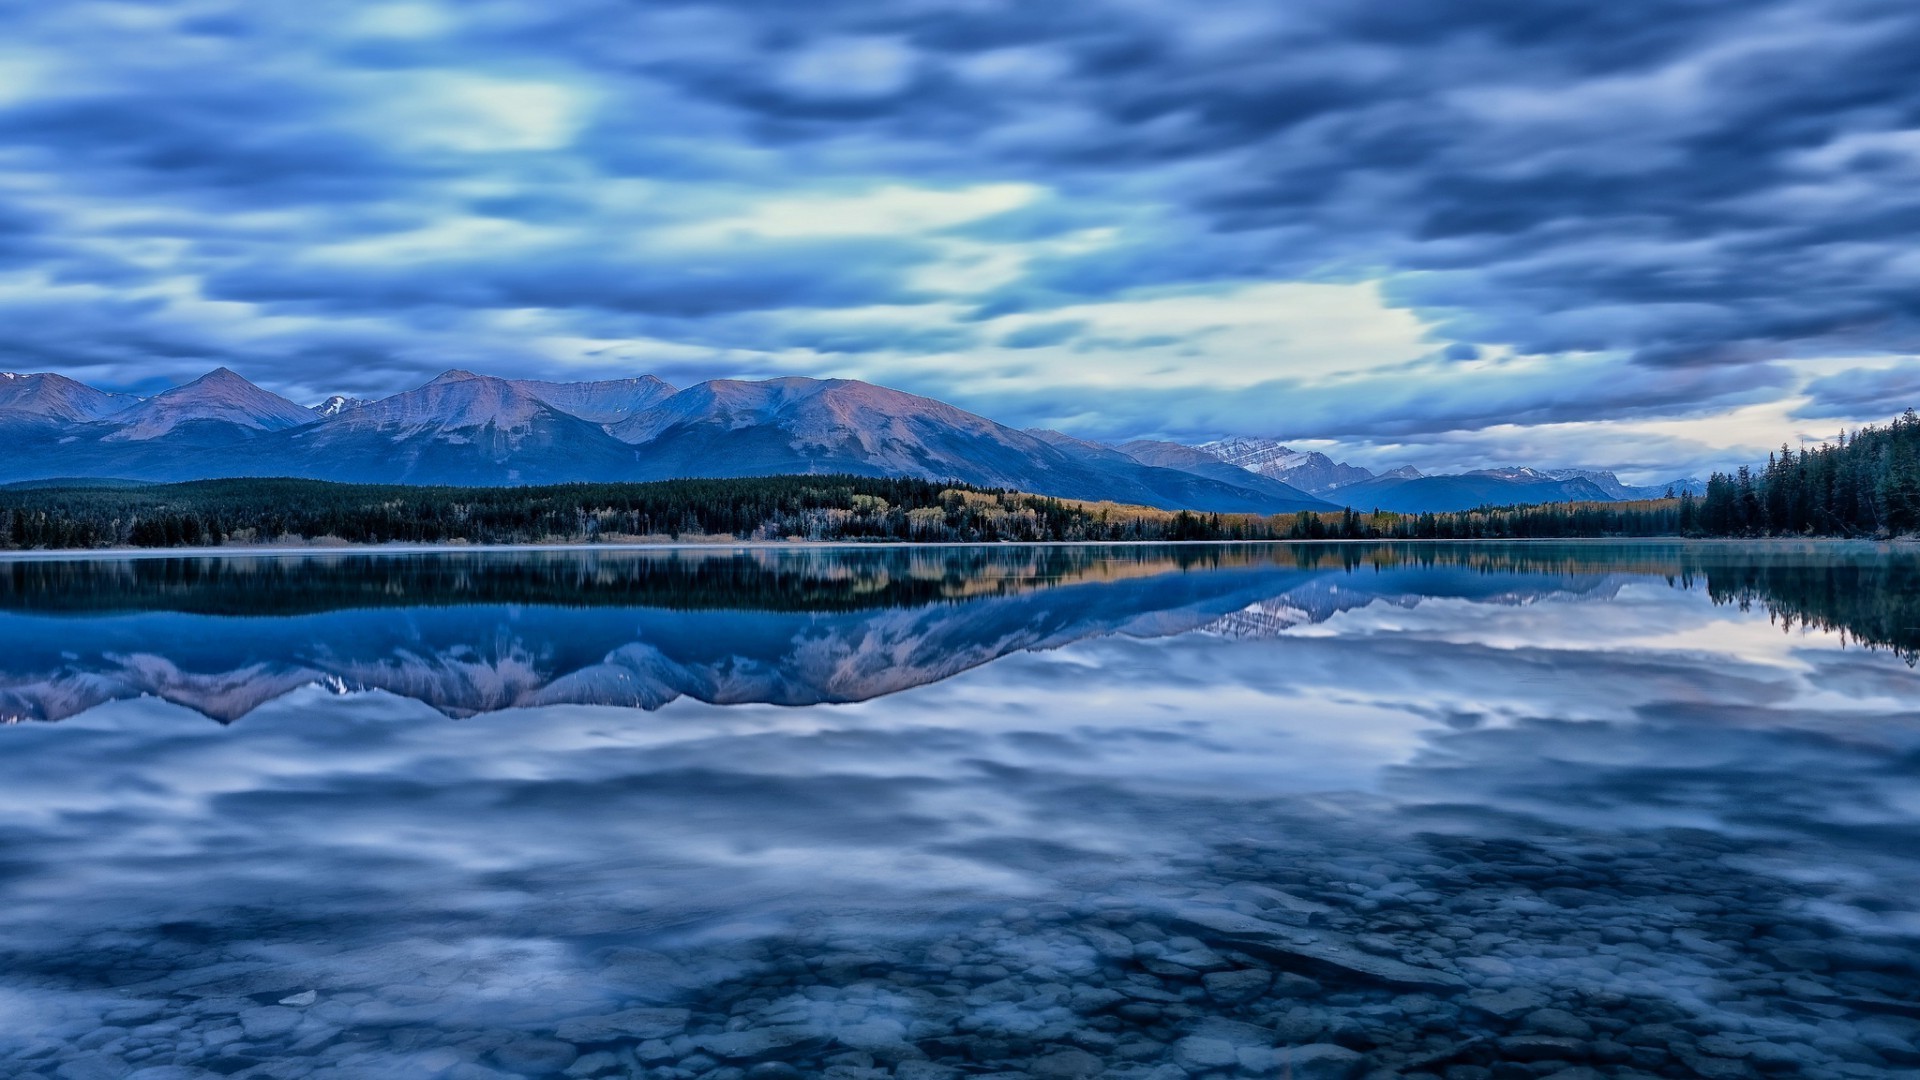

[1,542,1917,1080]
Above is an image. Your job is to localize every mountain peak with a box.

[1195,437,1377,495]
[177,367,259,392]
[100,368,314,441]
[312,395,370,418]
[0,370,138,423]
[427,369,487,385]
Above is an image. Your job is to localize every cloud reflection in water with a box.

[0,542,1916,1078]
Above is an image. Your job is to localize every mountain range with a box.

[1186,436,1702,510]
[0,367,1700,514]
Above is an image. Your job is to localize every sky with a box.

[1,1,1917,480]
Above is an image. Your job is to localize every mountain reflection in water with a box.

[0,542,1917,1080]
[2,542,1913,723]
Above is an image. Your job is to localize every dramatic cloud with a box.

[1,0,1917,475]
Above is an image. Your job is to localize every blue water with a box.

[1,543,1916,1080]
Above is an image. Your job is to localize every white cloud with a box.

[375,74,590,152]
[316,216,558,263]
[670,183,1043,243]
[983,281,1434,385]
[349,4,453,39]
[0,51,52,108]
[952,46,1071,87]
[777,36,917,100]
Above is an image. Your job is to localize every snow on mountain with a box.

[1477,467,1703,500]
[1542,469,1705,499]
[1184,438,1697,506]
[98,368,315,441]
[1053,436,1330,508]
[312,395,369,418]
[1196,436,1318,473]
[1190,437,1383,494]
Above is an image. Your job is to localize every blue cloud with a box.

[997,320,1084,349]
[0,0,1916,466]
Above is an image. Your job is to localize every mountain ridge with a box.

[0,365,1696,513]
[0,368,1332,513]
[97,367,315,442]
[0,371,139,424]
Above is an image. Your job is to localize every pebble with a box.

[1283,1042,1365,1080]
[1201,968,1272,1003]
[553,1007,691,1043]
[489,1037,577,1074]
[6,784,1917,1080]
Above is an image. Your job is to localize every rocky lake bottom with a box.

[0,543,1915,1080]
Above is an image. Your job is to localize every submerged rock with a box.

[553,1007,691,1043]
[1279,1042,1364,1080]
[695,1028,831,1062]
[1170,906,1466,992]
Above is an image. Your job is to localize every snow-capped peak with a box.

[312,395,369,418]
[1195,437,1315,472]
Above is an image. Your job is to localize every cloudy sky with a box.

[2,0,1917,479]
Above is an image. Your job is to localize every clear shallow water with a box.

[1,542,1917,1080]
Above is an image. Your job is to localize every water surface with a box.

[2,542,1917,1080]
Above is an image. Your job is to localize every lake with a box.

[1,542,1917,1080]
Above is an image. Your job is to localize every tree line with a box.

[1689,408,1920,537]
[0,475,1692,550]
[0,476,1307,549]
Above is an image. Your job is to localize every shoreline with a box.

[0,534,1905,562]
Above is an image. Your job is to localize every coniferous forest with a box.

[0,408,1913,550]
[1691,408,1920,537]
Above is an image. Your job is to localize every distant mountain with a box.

[1522,468,1705,500]
[1649,477,1707,499]
[98,367,314,442]
[0,371,137,425]
[1040,434,1328,510]
[609,378,1332,514]
[1328,471,1617,513]
[1192,437,1384,494]
[1175,436,1701,510]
